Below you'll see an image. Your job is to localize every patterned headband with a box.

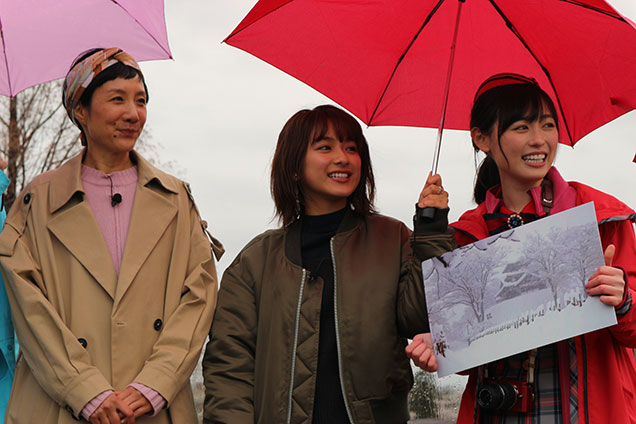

[473,73,538,102]
[63,47,142,127]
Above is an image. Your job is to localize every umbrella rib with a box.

[367,0,446,126]
[488,0,574,146]
[0,17,13,96]
[110,0,172,58]
[224,1,295,42]
[558,0,627,22]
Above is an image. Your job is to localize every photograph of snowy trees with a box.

[422,202,618,377]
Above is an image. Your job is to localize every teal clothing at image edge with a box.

[0,171,14,423]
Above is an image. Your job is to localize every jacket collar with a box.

[284,207,362,267]
[483,167,577,215]
[46,150,180,303]
[453,167,635,241]
[49,149,179,214]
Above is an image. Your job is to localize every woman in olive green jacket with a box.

[203,105,452,424]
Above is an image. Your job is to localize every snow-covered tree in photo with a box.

[567,223,603,288]
[525,228,571,308]
[422,256,447,301]
[423,258,455,343]
[436,243,504,324]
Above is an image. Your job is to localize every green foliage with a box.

[408,369,440,419]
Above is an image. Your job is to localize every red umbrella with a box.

[226,0,636,170]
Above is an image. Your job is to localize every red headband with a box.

[474,73,538,102]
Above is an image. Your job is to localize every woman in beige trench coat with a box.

[0,48,222,424]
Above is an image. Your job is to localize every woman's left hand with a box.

[417,172,448,209]
[116,387,153,421]
[586,244,625,307]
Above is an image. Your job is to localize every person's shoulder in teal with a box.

[0,161,14,423]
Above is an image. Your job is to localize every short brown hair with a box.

[271,105,376,226]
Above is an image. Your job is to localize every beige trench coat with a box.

[0,151,222,423]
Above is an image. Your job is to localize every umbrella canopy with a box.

[0,0,171,97]
[226,0,636,148]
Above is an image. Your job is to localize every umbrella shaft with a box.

[431,0,465,174]
[432,127,443,175]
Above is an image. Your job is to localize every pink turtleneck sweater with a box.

[80,165,138,274]
[79,165,166,419]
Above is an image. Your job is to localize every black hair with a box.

[471,83,558,203]
[63,48,149,144]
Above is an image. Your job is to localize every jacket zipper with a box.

[331,238,355,423]
[286,269,307,424]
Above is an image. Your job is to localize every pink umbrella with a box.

[0,0,171,97]
[226,0,636,170]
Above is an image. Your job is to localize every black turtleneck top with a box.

[300,207,350,424]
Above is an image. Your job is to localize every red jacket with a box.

[451,180,636,424]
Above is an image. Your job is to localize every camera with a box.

[476,379,534,413]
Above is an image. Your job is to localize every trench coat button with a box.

[65,405,79,420]
[153,319,163,331]
[23,193,31,204]
[77,338,87,348]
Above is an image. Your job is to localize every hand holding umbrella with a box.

[417,172,448,210]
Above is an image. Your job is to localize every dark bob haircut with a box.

[471,83,558,204]
[270,104,376,226]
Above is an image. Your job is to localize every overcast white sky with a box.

[140,0,636,275]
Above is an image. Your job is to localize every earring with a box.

[294,183,301,216]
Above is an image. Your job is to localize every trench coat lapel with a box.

[47,153,118,299]
[115,154,178,305]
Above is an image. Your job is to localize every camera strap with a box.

[481,348,538,383]
[527,349,537,384]
[541,179,554,215]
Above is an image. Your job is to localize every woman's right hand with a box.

[117,386,153,419]
[89,393,135,424]
[405,333,438,372]
[417,173,448,210]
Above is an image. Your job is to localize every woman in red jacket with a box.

[407,73,636,423]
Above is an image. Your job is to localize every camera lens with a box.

[477,382,518,410]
